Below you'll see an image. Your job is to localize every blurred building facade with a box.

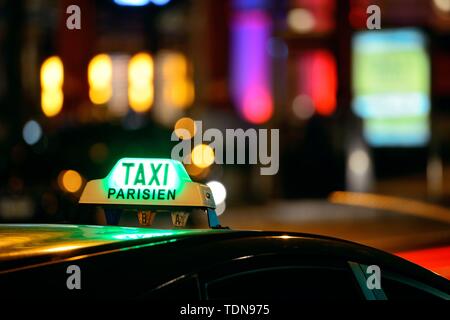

[1,0,450,222]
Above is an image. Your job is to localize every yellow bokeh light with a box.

[191,144,215,169]
[174,117,197,139]
[185,163,204,177]
[88,54,113,105]
[41,56,64,90]
[59,170,83,193]
[41,56,64,117]
[128,86,153,113]
[128,52,154,112]
[183,153,210,179]
[88,54,112,88]
[41,90,64,117]
[89,87,112,105]
[129,53,153,83]
[186,163,210,179]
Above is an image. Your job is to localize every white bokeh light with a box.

[216,201,226,216]
[434,0,450,13]
[287,8,316,33]
[348,149,370,176]
[207,181,227,205]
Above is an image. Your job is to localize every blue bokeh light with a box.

[23,120,42,146]
[152,0,171,6]
[113,0,170,6]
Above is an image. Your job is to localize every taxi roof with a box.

[0,224,228,264]
[2,224,449,292]
[0,223,366,275]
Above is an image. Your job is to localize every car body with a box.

[0,224,449,300]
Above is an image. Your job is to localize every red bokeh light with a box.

[242,87,274,124]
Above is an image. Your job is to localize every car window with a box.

[205,266,363,300]
[381,276,448,300]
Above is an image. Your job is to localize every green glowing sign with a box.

[105,158,190,201]
[79,158,216,209]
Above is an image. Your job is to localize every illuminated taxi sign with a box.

[79,158,216,209]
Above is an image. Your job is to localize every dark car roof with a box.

[1,224,450,298]
[0,224,438,268]
[0,224,449,289]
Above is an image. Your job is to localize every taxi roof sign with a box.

[79,158,216,209]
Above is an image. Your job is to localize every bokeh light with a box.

[292,94,315,120]
[41,57,63,88]
[206,180,227,205]
[174,117,197,139]
[58,170,83,193]
[434,0,450,13]
[348,149,370,176]
[191,144,215,169]
[41,56,64,117]
[88,54,113,105]
[89,87,112,106]
[110,55,130,116]
[114,0,152,7]
[152,0,171,5]
[41,91,64,117]
[185,163,209,178]
[184,153,210,179]
[215,201,226,216]
[22,120,42,145]
[231,10,273,125]
[287,8,316,33]
[128,52,154,112]
[267,37,289,59]
[296,50,337,117]
[242,87,273,124]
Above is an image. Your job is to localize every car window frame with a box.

[351,262,450,300]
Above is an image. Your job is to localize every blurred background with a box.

[2,0,450,261]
